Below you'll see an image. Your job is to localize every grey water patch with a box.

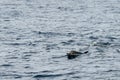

[1,10,24,19]
[25,0,33,2]
[95,47,106,53]
[9,10,23,18]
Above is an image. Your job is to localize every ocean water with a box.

[0,0,120,80]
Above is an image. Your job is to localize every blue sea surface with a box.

[0,0,120,80]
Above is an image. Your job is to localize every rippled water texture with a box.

[0,0,120,80]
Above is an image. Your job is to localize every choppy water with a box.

[0,0,120,80]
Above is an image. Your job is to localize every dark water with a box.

[0,0,120,80]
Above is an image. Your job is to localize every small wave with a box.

[0,64,13,67]
[4,19,10,22]
[61,40,75,45]
[3,41,37,47]
[7,56,18,59]
[66,33,76,37]
[23,51,37,54]
[61,41,71,45]
[33,74,63,78]
[41,70,53,73]
[33,31,76,37]
[33,31,63,37]
[89,36,98,40]
[104,69,120,72]
[33,71,78,79]
[93,41,111,47]
[116,49,120,53]
[72,76,81,79]
[45,44,59,51]
[105,36,117,41]
[3,42,26,46]
[52,55,66,59]
[57,6,73,11]
[0,73,22,79]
